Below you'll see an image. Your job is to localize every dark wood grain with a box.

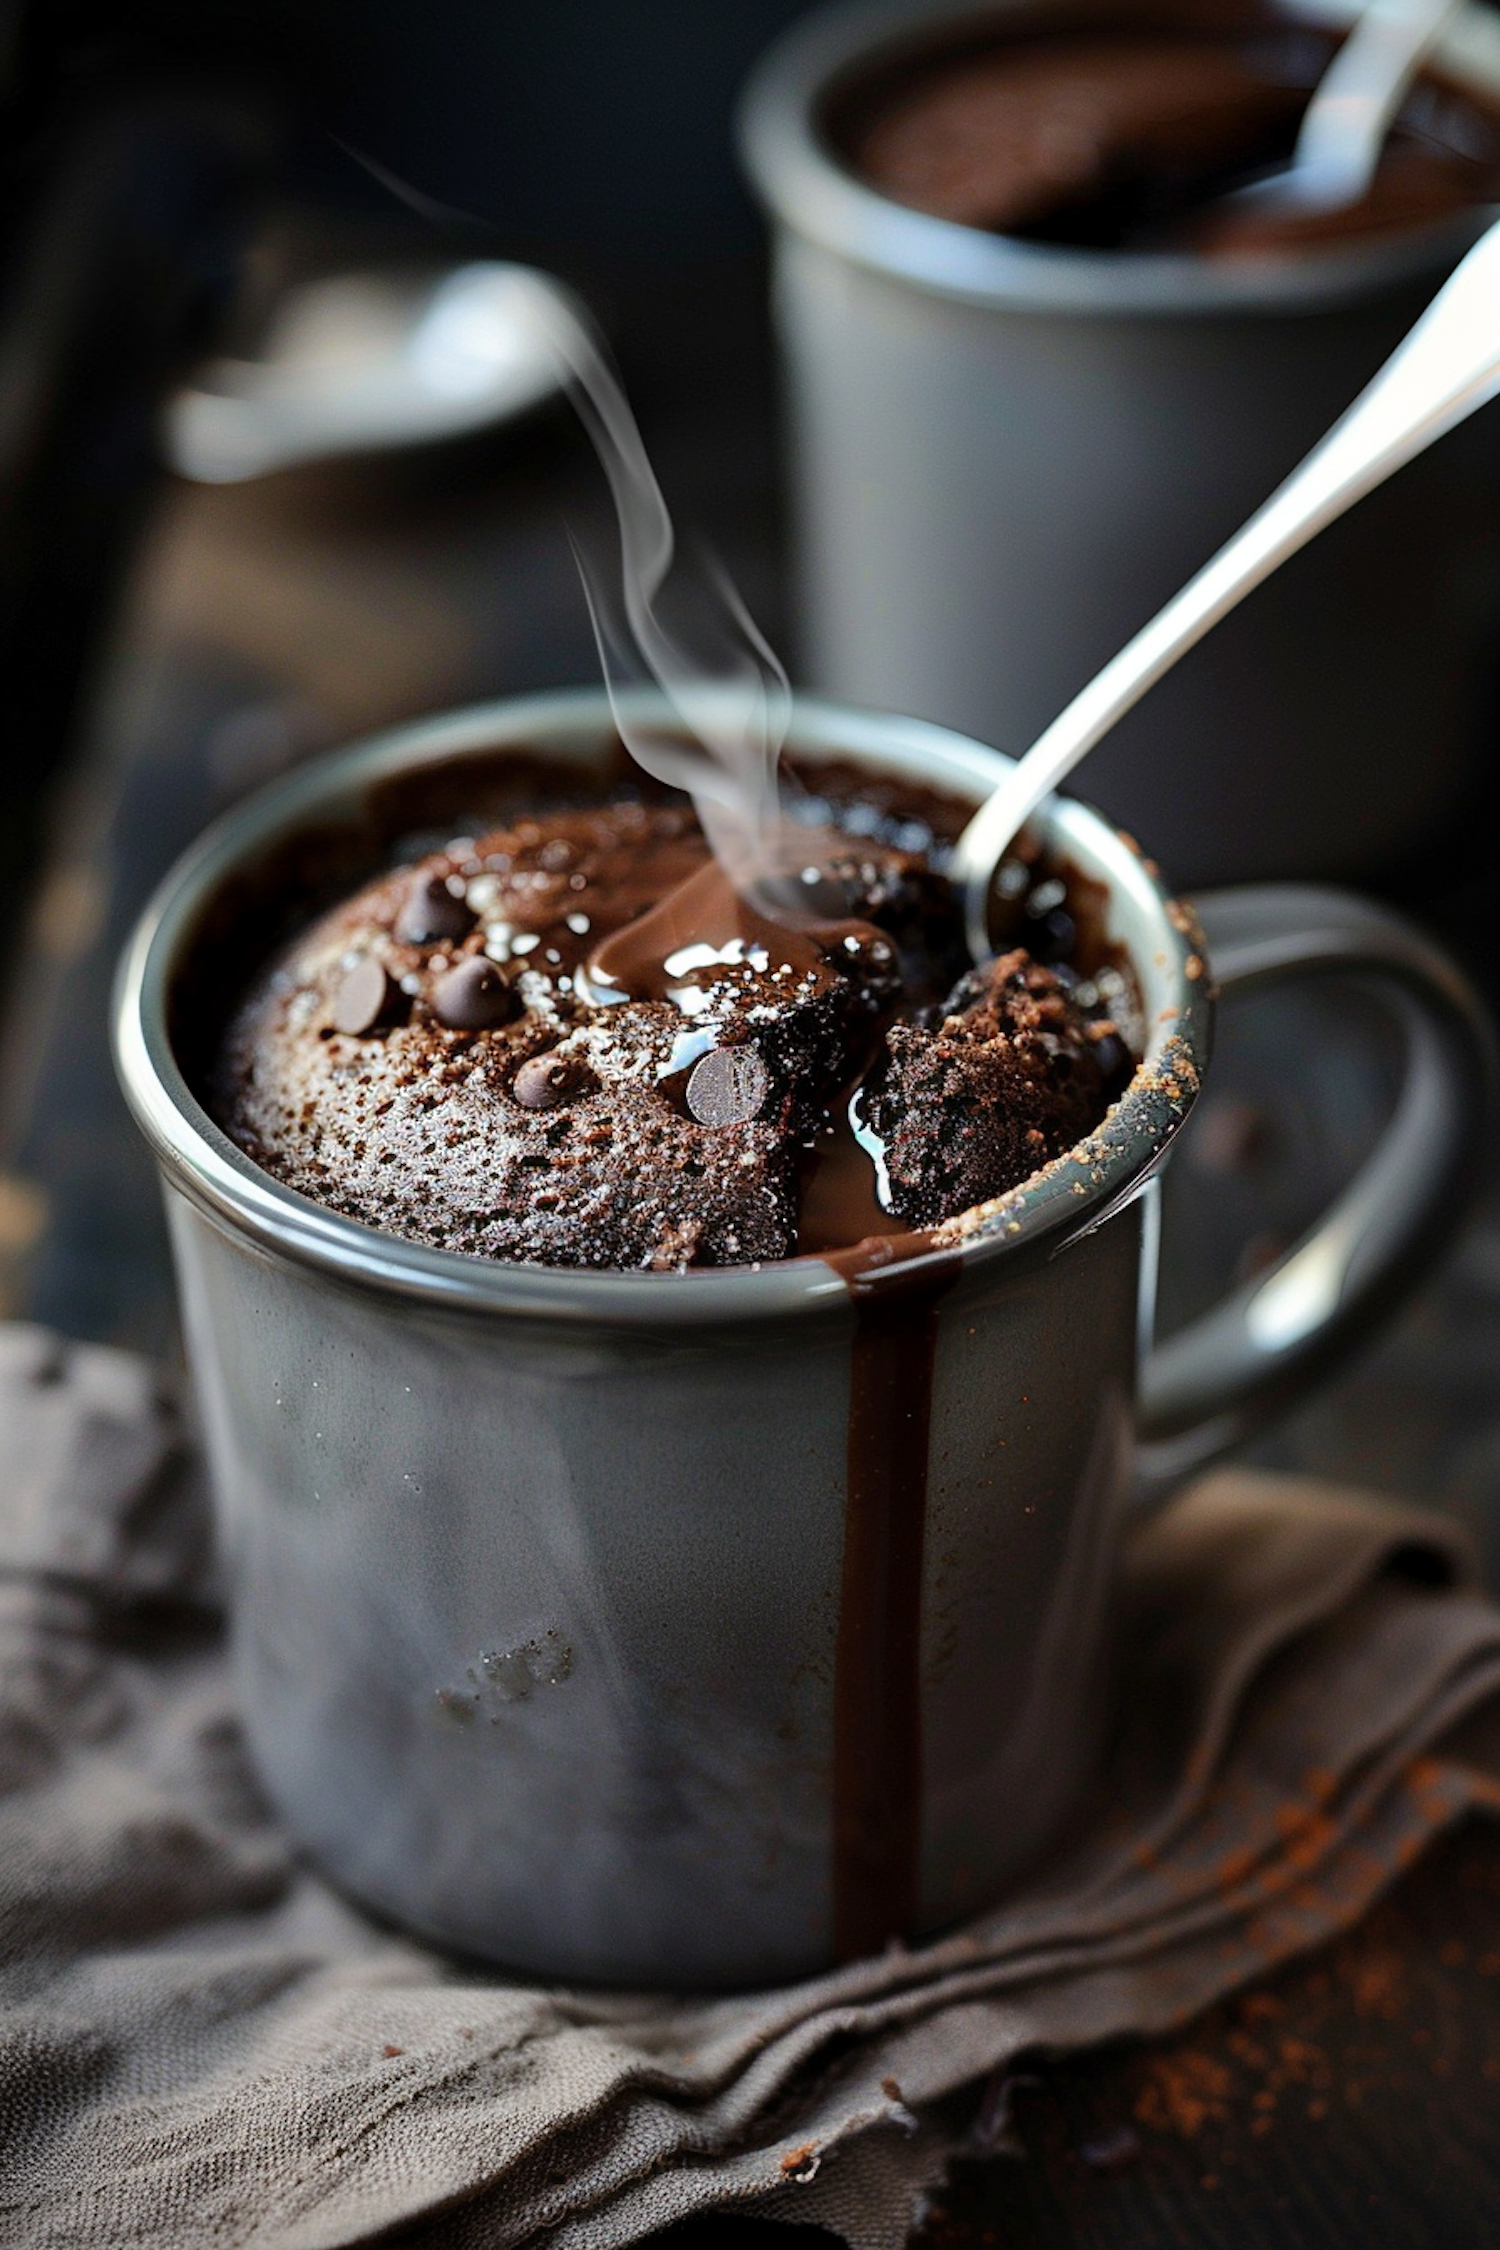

[916,1820,1500,2250]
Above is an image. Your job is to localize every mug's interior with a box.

[817,0,1500,254]
[167,713,1153,1112]
[131,692,1199,1298]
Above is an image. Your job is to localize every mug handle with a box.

[1136,884,1496,1486]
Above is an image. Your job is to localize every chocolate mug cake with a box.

[214,762,1134,1271]
[116,689,1492,1983]
[832,13,1500,253]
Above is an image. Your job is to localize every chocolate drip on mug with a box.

[827,1239,957,1960]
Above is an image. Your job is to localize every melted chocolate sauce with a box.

[827,1241,959,1958]
[799,1098,908,1255]
[584,854,876,1004]
[586,851,920,1255]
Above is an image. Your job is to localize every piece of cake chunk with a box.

[867,949,1122,1225]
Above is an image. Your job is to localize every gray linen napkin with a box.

[6,1321,1500,2250]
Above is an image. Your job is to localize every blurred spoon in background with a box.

[166,262,578,483]
[1228,0,1465,220]
[951,208,1500,961]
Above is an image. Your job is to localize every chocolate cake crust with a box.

[215,793,1127,1271]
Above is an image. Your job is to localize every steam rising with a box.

[531,285,793,894]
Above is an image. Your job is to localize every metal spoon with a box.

[167,263,576,484]
[951,209,1500,961]
[1230,0,1463,220]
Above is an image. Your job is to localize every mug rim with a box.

[738,0,1500,316]
[112,687,1208,1329]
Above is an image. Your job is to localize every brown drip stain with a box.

[799,1018,947,1960]
[825,1232,958,1961]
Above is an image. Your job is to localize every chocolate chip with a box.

[331,957,399,1036]
[686,1045,769,1127]
[397,871,475,946]
[513,1053,592,1110]
[433,955,520,1030]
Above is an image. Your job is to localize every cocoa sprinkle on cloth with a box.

[8,1326,1500,2250]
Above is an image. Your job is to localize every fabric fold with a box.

[3,1329,1499,2250]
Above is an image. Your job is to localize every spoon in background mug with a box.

[950,207,1500,963]
[1226,0,1464,220]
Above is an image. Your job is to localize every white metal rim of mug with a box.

[738,0,1500,317]
[112,686,1208,1332]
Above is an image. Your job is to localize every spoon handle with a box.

[955,211,1500,958]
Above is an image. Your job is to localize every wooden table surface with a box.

[3,236,1500,2248]
[923,1823,1500,2250]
